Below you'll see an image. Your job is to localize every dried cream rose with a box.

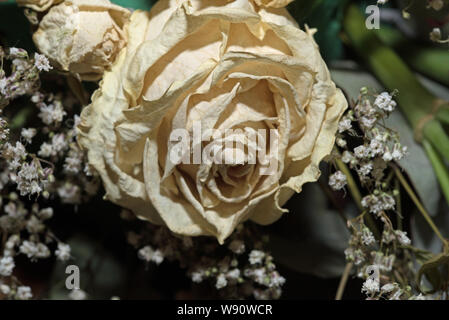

[78,0,347,243]
[32,0,130,81]
[16,0,62,12]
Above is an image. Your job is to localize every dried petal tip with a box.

[16,0,63,12]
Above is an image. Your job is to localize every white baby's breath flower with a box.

[338,117,352,133]
[37,207,53,220]
[395,230,411,246]
[34,53,52,72]
[21,128,37,144]
[361,228,375,246]
[38,102,66,125]
[138,245,164,264]
[151,249,164,265]
[191,271,204,283]
[430,28,442,42]
[329,171,347,191]
[341,151,354,164]
[0,256,15,276]
[354,145,368,159]
[226,269,241,280]
[0,284,10,295]
[362,278,379,295]
[374,92,396,112]
[55,243,71,261]
[16,286,33,300]
[215,273,228,289]
[249,250,265,265]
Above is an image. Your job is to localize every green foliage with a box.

[289,0,348,62]
[418,243,449,293]
[111,0,156,10]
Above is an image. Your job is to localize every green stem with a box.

[393,165,446,244]
[336,159,362,208]
[395,179,403,231]
[423,140,449,208]
[377,26,449,87]
[336,159,381,240]
[335,262,353,300]
[436,107,449,126]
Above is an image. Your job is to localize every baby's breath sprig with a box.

[330,88,446,300]
[124,214,285,300]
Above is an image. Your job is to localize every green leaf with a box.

[418,247,449,294]
[289,0,348,62]
[111,0,156,10]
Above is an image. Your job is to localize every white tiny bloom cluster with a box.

[215,273,228,289]
[38,133,68,158]
[138,245,164,265]
[338,116,352,133]
[0,256,15,276]
[21,128,37,144]
[0,116,9,142]
[55,243,71,261]
[430,28,443,42]
[328,170,347,191]
[361,228,375,246]
[361,278,380,295]
[1,47,42,107]
[0,45,102,300]
[249,250,265,265]
[38,102,67,126]
[128,222,285,300]
[0,284,10,295]
[361,193,395,215]
[374,92,396,112]
[16,286,33,300]
[395,230,411,246]
[33,53,52,72]
[19,240,51,260]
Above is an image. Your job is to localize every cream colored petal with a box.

[33,0,130,81]
[16,0,62,12]
[253,0,293,9]
[143,136,217,237]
